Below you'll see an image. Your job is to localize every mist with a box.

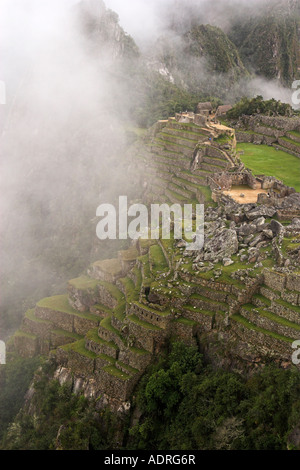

[104,0,292,44]
[0,0,297,338]
[104,0,297,104]
[0,0,140,337]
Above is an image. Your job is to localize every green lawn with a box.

[237,143,300,191]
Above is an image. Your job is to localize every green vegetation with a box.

[128,314,161,331]
[149,245,169,275]
[128,342,300,450]
[68,276,100,291]
[237,143,300,191]
[229,15,300,85]
[232,314,294,344]
[0,356,42,442]
[62,339,98,359]
[92,258,123,277]
[103,365,131,381]
[51,329,83,341]
[2,342,300,450]
[85,328,118,350]
[0,360,117,450]
[185,24,247,79]
[227,96,293,119]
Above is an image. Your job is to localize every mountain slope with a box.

[229,4,300,84]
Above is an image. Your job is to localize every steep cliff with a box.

[229,1,300,85]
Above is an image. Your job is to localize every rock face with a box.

[246,206,277,221]
[203,229,238,261]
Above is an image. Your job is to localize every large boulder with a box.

[246,205,276,221]
[270,219,284,237]
[203,229,239,262]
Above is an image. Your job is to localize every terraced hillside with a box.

[12,224,300,405]
[11,114,300,408]
[134,117,236,205]
[235,115,300,160]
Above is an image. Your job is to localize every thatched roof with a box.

[216,105,232,116]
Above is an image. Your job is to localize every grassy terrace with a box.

[132,266,143,289]
[155,137,194,152]
[119,277,139,307]
[91,303,113,316]
[133,301,171,317]
[118,246,139,262]
[138,254,153,287]
[180,258,246,289]
[160,131,201,144]
[253,294,272,307]
[62,339,98,359]
[100,316,124,340]
[260,284,281,298]
[51,329,83,341]
[114,301,126,322]
[159,131,199,143]
[99,281,124,303]
[173,317,198,327]
[183,305,217,317]
[129,345,150,356]
[281,136,300,147]
[281,237,300,257]
[275,298,300,314]
[168,182,195,198]
[149,245,169,275]
[103,365,131,380]
[232,314,294,344]
[36,295,99,322]
[168,122,207,134]
[14,330,37,340]
[242,304,300,332]
[145,143,183,156]
[190,293,228,310]
[165,188,190,202]
[85,328,118,350]
[120,277,135,295]
[237,143,300,191]
[128,314,162,331]
[288,130,300,138]
[117,361,140,375]
[68,276,100,291]
[92,258,123,276]
[25,309,50,324]
[150,281,182,300]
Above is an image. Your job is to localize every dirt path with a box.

[223,187,269,204]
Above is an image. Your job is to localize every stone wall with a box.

[230,320,291,359]
[263,270,300,293]
[98,325,124,350]
[241,307,299,339]
[85,337,118,359]
[126,318,167,353]
[118,348,152,371]
[68,284,100,312]
[14,334,39,358]
[270,302,300,326]
[171,320,198,346]
[129,303,172,330]
[98,285,118,309]
[263,269,288,291]
[181,309,214,331]
[35,306,74,333]
[278,138,300,156]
